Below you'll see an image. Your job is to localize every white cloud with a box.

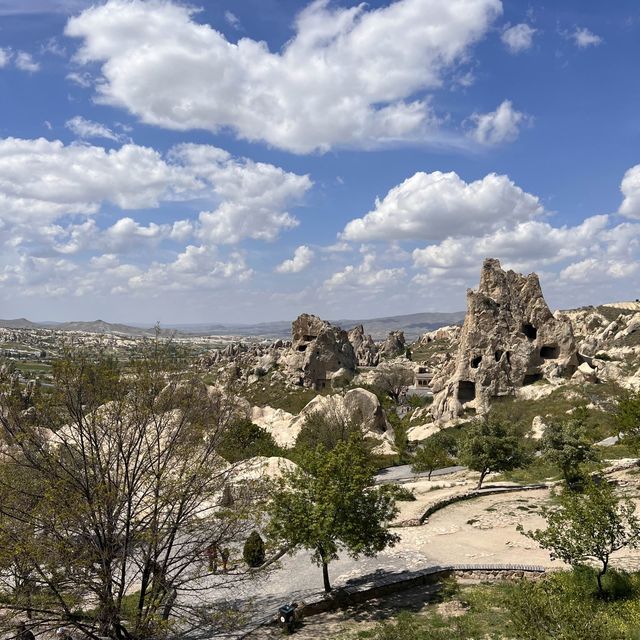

[470,100,529,145]
[324,252,405,292]
[276,245,314,273]
[341,170,544,243]
[65,115,130,142]
[619,164,640,219]
[501,23,536,53]
[14,51,40,72]
[0,138,199,224]
[0,138,310,244]
[65,0,502,153]
[0,136,312,303]
[224,10,241,30]
[66,70,92,87]
[412,215,609,273]
[0,48,10,67]
[571,27,603,48]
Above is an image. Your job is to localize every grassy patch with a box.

[336,568,640,640]
[240,374,318,414]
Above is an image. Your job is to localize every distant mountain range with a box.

[0,311,466,341]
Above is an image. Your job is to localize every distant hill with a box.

[0,318,40,329]
[161,311,467,341]
[0,311,466,341]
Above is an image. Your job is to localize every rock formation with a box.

[380,330,406,359]
[250,388,393,449]
[431,258,579,422]
[348,324,379,366]
[281,314,357,389]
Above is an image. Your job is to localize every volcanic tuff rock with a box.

[250,388,392,449]
[281,314,357,389]
[380,330,406,359]
[348,324,380,366]
[431,258,579,422]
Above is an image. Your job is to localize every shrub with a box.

[243,530,265,568]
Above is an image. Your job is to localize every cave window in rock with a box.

[540,345,559,360]
[523,373,543,386]
[494,350,503,362]
[471,356,482,369]
[298,344,307,352]
[457,381,476,403]
[522,323,537,340]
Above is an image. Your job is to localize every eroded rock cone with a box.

[431,258,579,421]
[380,330,406,359]
[348,324,379,366]
[283,314,357,389]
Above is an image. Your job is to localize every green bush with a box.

[507,568,640,640]
[242,530,266,568]
[379,484,416,501]
[217,419,282,463]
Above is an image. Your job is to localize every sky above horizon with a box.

[0,0,639,324]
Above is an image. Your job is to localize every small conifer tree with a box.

[243,530,266,567]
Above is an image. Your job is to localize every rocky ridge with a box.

[430,258,579,422]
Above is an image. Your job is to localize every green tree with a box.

[412,437,453,480]
[460,417,531,489]
[267,435,399,592]
[519,481,640,595]
[242,531,266,568]
[616,389,640,451]
[217,419,281,462]
[541,413,598,487]
[373,365,414,404]
[295,404,363,453]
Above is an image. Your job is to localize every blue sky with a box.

[0,0,639,324]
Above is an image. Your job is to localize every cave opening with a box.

[540,345,560,359]
[523,373,543,386]
[471,355,482,369]
[457,381,476,402]
[522,323,537,340]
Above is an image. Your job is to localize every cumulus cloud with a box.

[0,49,41,72]
[276,245,314,273]
[341,170,544,243]
[412,216,609,272]
[14,51,40,72]
[501,23,536,53]
[0,138,311,243]
[65,115,130,142]
[618,164,640,219]
[470,100,529,145]
[65,0,502,153]
[571,27,603,48]
[0,136,311,300]
[324,252,405,292]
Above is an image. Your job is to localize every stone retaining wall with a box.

[289,563,546,619]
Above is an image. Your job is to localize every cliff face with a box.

[431,258,579,421]
[281,314,357,389]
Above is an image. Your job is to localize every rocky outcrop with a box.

[431,258,579,422]
[348,324,379,367]
[380,330,406,359]
[250,388,393,450]
[281,314,357,389]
